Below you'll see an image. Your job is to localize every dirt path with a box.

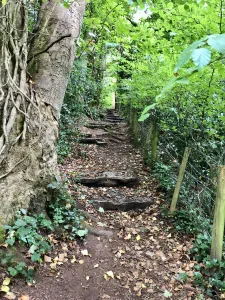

[13,111,201,300]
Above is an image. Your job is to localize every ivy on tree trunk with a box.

[0,0,85,224]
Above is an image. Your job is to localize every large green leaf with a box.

[141,103,157,115]
[176,77,189,84]
[174,38,207,72]
[156,78,177,100]
[207,34,225,54]
[138,113,150,122]
[191,48,211,70]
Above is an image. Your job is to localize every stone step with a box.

[108,137,120,144]
[75,171,139,187]
[92,196,153,211]
[105,117,124,121]
[105,119,123,123]
[86,123,113,129]
[78,138,107,145]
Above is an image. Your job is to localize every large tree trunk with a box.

[0,0,85,224]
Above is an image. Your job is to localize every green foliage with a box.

[47,179,88,239]
[190,234,212,262]
[193,259,225,295]
[171,210,211,235]
[1,210,52,282]
[4,211,52,263]
[59,0,225,297]
[58,59,106,162]
[8,262,35,282]
[189,234,225,295]
[176,272,188,283]
[152,161,176,194]
[1,180,88,282]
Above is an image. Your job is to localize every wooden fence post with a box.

[129,106,133,126]
[144,123,153,161]
[210,166,225,261]
[132,109,138,145]
[210,164,217,191]
[170,147,191,213]
[151,123,158,161]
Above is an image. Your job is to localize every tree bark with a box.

[0,0,85,224]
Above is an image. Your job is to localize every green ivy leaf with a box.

[5,237,15,246]
[191,48,211,70]
[29,244,38,254]
[8,267,18,277]
[31,252,41,262]
[76,228,88,237]
[207,34,225,54]
[15,219,27,227]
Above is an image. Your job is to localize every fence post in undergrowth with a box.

[210,166,225,261]
[151,122,158,161]
[170,147,191,213]
[144,123,153,161]
[132,109,138,145]
[210,164,217,191]
[129,105,133,126]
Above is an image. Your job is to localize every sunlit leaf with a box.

[207,34,225,54]
[1,285,10,293]
[191,48,211,70]
[174,37,207,72]
[2,278,10,286]
[138,113,150,122]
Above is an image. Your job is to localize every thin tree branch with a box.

[77,3,121,59]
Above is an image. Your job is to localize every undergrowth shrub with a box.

[1,210,52,282]
[190,233,225,296]
[1,178,87,282]
[171,210,210,235]
[47,179,88,239]
[152,159,225,296]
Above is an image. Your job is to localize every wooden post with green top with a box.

[151,122,158,161]
[170,147,191,213]
[210,166,225,261]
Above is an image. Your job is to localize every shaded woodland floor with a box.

[12,112,205,300]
